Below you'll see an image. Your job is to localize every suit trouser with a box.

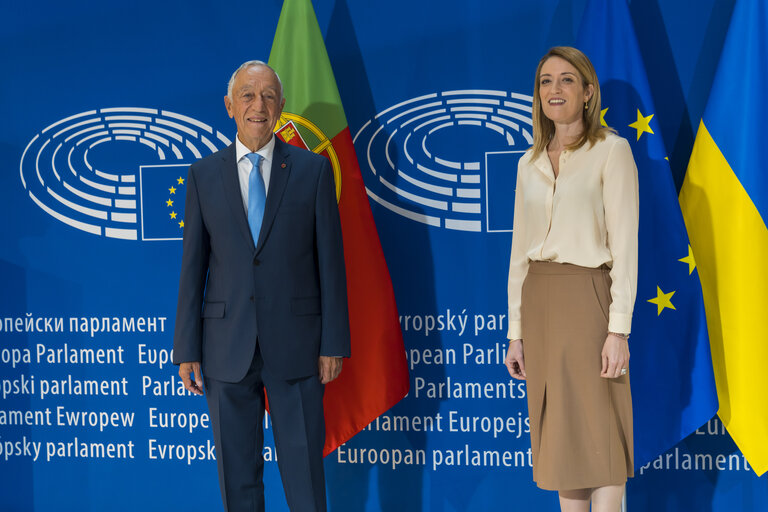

[204,346,327,512]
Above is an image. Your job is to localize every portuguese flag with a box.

[268,0,409,456]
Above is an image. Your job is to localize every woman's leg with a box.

[590,484,625,512]
[558,488,591,512]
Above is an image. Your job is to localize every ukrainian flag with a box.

[680,0,768,476]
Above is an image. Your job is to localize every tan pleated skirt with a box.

[521,261,633,491]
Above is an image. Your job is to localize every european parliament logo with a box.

[19,107,230,241]
[353,90,533,233]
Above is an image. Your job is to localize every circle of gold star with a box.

[629,109,654,141]
[648,286,676,315]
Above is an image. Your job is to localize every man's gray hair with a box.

[227,60,284,100]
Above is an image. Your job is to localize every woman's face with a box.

[538,56,593,127]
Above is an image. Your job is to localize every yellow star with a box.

[169,186,176,194]
[600,108,608,127]
[647,286,676,315]
[166,199,174,207]
[179,220,184,228]
[629,109,654,141]
[170,211,177,219]
[679,245,696,275]
[177,177,185,185]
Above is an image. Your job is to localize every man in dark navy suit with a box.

[173,60,350,512]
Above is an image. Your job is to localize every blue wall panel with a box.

[1,1,765,511]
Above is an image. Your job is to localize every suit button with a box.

[250,296,254,302]
[253,258,260,266]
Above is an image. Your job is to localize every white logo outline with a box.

[19,107,230,241]
[353,90,533,233]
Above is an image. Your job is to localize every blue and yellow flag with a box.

[139,164,187,241]
[577,0,718,468]
[680,0,768,476]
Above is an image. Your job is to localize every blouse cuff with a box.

[608,314,632,335]
[507,320,522,341]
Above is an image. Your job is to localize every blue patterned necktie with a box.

[245,153,266,245]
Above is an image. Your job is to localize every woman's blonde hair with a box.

[531,46,613,157]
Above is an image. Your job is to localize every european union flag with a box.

[576,0,718,468]
[139,164,188,241]
[485,151,525,232]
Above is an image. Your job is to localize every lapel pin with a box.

[281,163,286,168]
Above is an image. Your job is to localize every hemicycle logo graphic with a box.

[19,107,231,241]
[354,90,533,233]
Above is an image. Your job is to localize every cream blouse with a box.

[506,133,639,340]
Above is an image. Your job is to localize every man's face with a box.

[224,65,285,151]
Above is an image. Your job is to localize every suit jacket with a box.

[172,138,351,382]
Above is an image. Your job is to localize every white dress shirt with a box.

[235,134,275,214]
[507,133,640,339]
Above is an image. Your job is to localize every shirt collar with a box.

[235,134,276,164]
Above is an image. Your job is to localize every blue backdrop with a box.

[1,1,766,511]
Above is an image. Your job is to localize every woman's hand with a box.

[601,334,629,378]
[505,339,526,380]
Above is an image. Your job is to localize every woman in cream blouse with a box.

[504,46,639,512]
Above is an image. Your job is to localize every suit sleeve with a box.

[172,165,210,364]
[314,158,351,357]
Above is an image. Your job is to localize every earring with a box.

[584,101,588,111]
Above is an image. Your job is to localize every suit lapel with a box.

[255,138,291,253]
[219,144,255,247]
